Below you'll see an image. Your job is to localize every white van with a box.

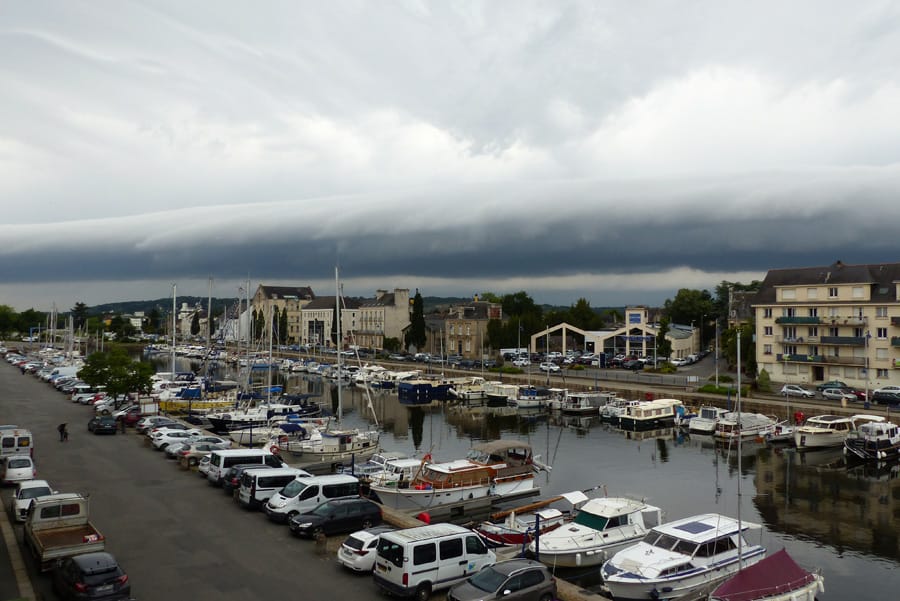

[0,427,34,459]
[373,523,495,600]
[264,473,359,523]
[206,449,282,485]
[237,466,310,509]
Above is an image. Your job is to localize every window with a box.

[377,539,404,568]
[809,346,819,356]
[876,306,888,318]
[854,328,864,337]
[763,308,773,318]
[413,543,436,565]
[808,307,818,317]
[763,344,772,355]
[877,328,887,339]
[784,327,797,339]
[829,287,838,298]
[829,307,840,318]
[852,286,864,298]
[466,535,488,554]
[807,288,818,299]
[829,327,839,337]
[763,326,773,336]
[877,369,889,378]
[782,308,796,317]
[439,538,463,560]
[520,569,546,588]
[808,326,818,337]
[876,348,888,360]
[784,345,797,355]
[782,288,796,300]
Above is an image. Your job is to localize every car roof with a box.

[488,559,546,575]
[71,552,120,573]
[346,525,395,541]
[16,479,50,489]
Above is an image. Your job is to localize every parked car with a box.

[821,388,857,402]
[51,551,130,601]
[447,558,557,601]
[197,455,212,478]
[538,362,560,373]
[168,442,227,462]
[336,526,396,572]
[816,380,848,391]
[151,429,203,451]
[512,358,531,367]
[288,497,382,538]
[622,359,644,371]
[87,416,118,435]
[873,385,900,395]
[135,416,177,434]
[780,385,815,398]
[872,391,900,405]
[670,357,689,367]
[8,478,55,523]
[1,455,36,484]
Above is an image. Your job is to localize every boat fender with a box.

[270,444,280,455]
[576,553,581,567]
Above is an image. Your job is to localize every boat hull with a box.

[371,478,535,512]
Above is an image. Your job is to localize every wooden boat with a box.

[710,548,824,601]
[369,440,541,511]
[475,490,588,546]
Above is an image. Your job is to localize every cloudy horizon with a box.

[2,2,899,312]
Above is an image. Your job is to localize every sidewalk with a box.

[0,503,32,601]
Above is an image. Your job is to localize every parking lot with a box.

[0,361,392,601]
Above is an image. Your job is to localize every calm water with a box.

[165,357,900,599]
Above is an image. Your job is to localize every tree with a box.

[383,337,401,352]
[70,302,89,330]
[279,308,288,344]
[663,289,716,332]
[0,304,15,336]
[656,316,673,360]
[406,289,427,351]
[78,347,154,405]
[145,307,161,334]
[190,312,200,336]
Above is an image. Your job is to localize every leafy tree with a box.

[656,316,673,360]
[383,336,401,352]
[721,320,757,376]
[16,309,46,336]
[253,309,265,342]
[145,307,161,334]
[406,290,427,351]
[502,291,541,319]
[663,289,716,333]
[713,280,762,317]
[0,304,15,335]
[190,312,200,336]
[279,307,288,344]
[477,292,502,303]
[78,347,154,403]
[70,302,89,330]
[107,315,136,341]
[602,308,623,326]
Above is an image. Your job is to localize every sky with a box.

[2,1,900,312]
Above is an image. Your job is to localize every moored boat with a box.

[369,440,542,511]
[530,495,663,568]
[601,513,766,601]
[619,398,684,431]
[709,548,824,601]
[476,490,588,547]
[688,405,730,435]
[794,414,881,450]
[714,412,780,441]
[843,419,900,461]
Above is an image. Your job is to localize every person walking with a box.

[57,423,68,442]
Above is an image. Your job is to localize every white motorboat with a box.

[710,548,824,601]
[688,405,730,435]
[513,385,554,409]
[530,496,663,568]
[794,414,881,450]
[714,412,780,441]
[549,391,613,415]
[844,419,900,461]
[619,398,684,431]
[601,513,765,601]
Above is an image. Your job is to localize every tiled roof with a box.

[755,261,900,303]
[258,285,315,300]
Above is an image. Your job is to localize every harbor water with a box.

[166,359,900,600]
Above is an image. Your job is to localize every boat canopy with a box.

[710,548,816,601]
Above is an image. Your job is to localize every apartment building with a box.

[251,285,316,343]
[445,298,502,358]
[355,289,411,350]
[754,261,900,390]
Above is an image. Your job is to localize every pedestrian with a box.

[57,423,68,442]
[119,416,127,433]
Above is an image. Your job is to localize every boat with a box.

[763,422,795,445]
[530,495,663,568]
[619,398,684,431]
[793,414,881,450]
[513,385,555,409]
[600,513,766,600]
[484,383,519,407]
[397,375,453,405]
[600,397,641,426]
[447,377,492,403]
[205,395,321,434]
[548,390,612,415]
[476,490,589,547]
[843,419,900,461]
[709,548,824,601]
[714,412,780,441]
[272,425,381,470]
[369,440,542,511]
[688,406,730,435]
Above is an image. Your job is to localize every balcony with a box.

[892,337,900,347]
[776,354,823,363]
[892,317,900,327]
[821,317,867,326]
[774,316,821,324]
[819,336,866,346]
[821,355,866,366]
[775,335,806,344]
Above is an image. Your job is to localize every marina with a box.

[148,355,899,600]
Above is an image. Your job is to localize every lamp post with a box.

[715,319,720,388]
[691,320,696,354]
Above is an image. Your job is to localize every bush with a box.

[756,369,772,393]
[567,364,585,372]
[698,384,750,396]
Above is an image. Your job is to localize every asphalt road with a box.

[0,360,386,601]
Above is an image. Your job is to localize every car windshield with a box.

[21,486,51,499]
[8,459,30,468]
[280,479,308,497]
[467,566,508,593]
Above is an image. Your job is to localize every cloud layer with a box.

[2,2,899,310]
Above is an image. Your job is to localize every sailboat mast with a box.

[736,329,743,567]
[171,284,177,377]
[335,265,342,422]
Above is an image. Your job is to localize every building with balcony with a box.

[445,297,502,359]
[251,285,316,343]
[754,260,900,389]
[355,288,411,351]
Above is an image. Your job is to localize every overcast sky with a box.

[2,1,899,312]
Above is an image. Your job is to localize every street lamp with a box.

[691,320,696,354]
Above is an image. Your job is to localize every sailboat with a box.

[268,267,380,473]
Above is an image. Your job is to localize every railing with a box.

[774,316,821,324]
[821,317,867,326]
[776,354,866,366]
[821,356,866,366]
[892,337,900,347]
[819,336,866,346]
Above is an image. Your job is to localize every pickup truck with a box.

[24,493,105,571]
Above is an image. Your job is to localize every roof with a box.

[471,440,533,454]
[386,523,471,542]
[755,261,900,304]
[258,285,315,301]
[303,296,361,310]
[580,496,655,517]
[653,513,759,544]
[710,549,817,601]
